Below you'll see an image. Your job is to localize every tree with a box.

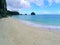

[7,10,20,16]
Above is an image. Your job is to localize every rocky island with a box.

[31,12,35,15]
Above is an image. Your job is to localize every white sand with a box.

[0,17,60,45]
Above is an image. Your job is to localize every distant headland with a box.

[0,0,20,18]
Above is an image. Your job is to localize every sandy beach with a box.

[0,17,60,45]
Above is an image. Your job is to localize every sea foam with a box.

[20,20,60,30]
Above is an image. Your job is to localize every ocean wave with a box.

[20,20,60,29]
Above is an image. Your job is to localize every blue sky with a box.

[6,0,60,14]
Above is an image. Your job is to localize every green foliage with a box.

[7,10,20,16]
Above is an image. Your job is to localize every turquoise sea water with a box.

[13,14,60,26]
[13,14,60,29]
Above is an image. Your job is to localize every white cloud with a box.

[48,0,53,6]
[6,0,44,11]
[48,0,60,6]
[27,0,44,7]
[20,0,30,8]
[6,0,60,11]
[55,0,60,3]
[6,0,30,11]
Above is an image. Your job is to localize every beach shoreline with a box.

[0,17,60,45]
[12,15,60,30]
[13,18,60,30]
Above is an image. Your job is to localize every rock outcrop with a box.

[0,0,7,17]
[31,12,35,15]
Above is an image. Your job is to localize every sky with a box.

[6,0,60,14]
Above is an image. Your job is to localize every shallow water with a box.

[13,14,60,26]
